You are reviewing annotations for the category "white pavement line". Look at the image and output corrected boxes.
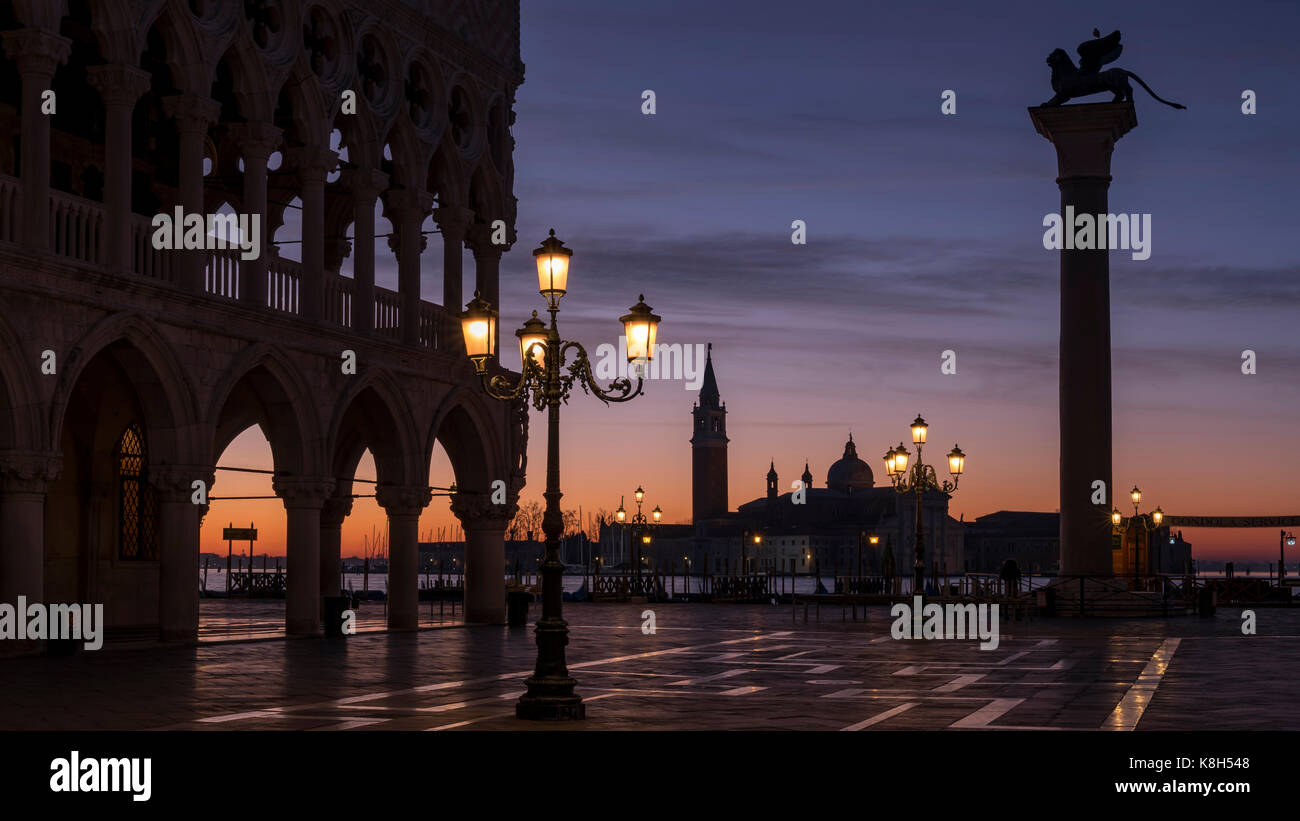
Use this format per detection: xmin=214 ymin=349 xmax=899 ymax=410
xmin=995 ymin=651 xmax=1030 ymax=666
xmin=719 ymin=686 xmax=767 ymax=696
xmin=841 ymin=703 xmax=916 ymax=731
xmin=189 ymin=631 xmax=790 ymax=726
xmin=933 ymin=674 xmax=985 ymax=693
xmin=416 ymin=692 xmax=525 ymax=712
xmin=718 ymin=631 xmax=793 ymax=645
xmin=705 ymin=652 xmax=745 ymax=662
xmin=949 ymin=698 xmax=1025 ymax=728
xmin=870 ymin=636 xmax=895 ymax=643
xmin=668 ymin=668 xmax=752 ymax=686
xmin=806 ymin=664 xmax=840 ymax=674
xmin=197 ymin=710 xmax=282 ymax=724
xmin=775 ymin=650 xmax=817 ymax=659
xmin=423 ymin=693 xmax=623 ymax=731
xmin=322 ymin=718 xmax=389 ymax=730
xmin=1101 ymin=638 xmax=1181 ymax=731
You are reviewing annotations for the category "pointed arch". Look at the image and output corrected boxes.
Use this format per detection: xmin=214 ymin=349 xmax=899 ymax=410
xmin=206 ymin=343 xmax=321 ymax=476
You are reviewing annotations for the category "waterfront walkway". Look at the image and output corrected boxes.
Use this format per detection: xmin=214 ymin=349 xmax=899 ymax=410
xmin=1 ymin=604 xmax=1295 ymax=730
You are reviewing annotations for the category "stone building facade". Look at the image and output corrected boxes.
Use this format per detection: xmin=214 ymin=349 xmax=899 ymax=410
xmin=0 ymin=0 xmax=527 ymax=651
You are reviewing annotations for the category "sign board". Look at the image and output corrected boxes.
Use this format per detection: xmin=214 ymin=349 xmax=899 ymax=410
xmin=1164 ymin=516 xmax=1300 ymax=528
xmin=223 ymin=527 xmax=258 ymax=541
xmin=1110 ymin=533 xmax=1122 ymax=551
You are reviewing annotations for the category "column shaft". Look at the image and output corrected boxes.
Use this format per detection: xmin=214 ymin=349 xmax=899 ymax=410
xmin=465 ymin=526 xmax=506 ymax=623
xmin=1 ymin=30 xmax=70 ymax=251
xmin=233 ymin=123 xmax=281 ymax=308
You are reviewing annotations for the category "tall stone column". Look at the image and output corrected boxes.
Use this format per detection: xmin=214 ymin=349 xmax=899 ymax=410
xmin=384 ymin=189 xmax=434 ymax=345
xmin=376 ymin=485 xmax=432 ymax=631
xmin=153 ymin=467 xmax=207 ymax=642
xmin=86 ymin=64 xmax=151 ymax=273
xmin=274 ymin=477 xmax=335 ymax=635
xmin=1029 ymin=102 xmax=1137 ymax=577
xmin=163 ymin=94 xmax=221 ymax=292
xmin=342 ymin=168 xmax=387 ymax=333
xmin=0 ymin=29 xmax=70 ymax=251
xmin=290 ymin=146 xmax=337 ymax=321
xmin=231 ymin=122 xmax=282 ymax=308
xmin=451 ymin=490 xmax=516 ymax=625
xmin=0 ymin=452 xmax=60 ymax=655
xmin=467 ymin=225 xmax=505 ymax=354
xmin=433 ymin=206 xmax=474 ymax=312
xmin=319 ymin=493 xmax=353 ymax=600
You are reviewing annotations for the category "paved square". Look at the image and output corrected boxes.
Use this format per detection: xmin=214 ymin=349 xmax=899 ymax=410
xmin=1 ymin=603 xmax=1296 ymax=731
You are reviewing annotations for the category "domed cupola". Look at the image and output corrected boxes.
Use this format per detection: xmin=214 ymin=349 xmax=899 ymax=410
xmin=826 ymin=434 xmax=873 ymax=493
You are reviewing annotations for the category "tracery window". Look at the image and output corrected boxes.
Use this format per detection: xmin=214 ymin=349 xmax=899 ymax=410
xmin=117 ymin=423 xmax=158 ymax=561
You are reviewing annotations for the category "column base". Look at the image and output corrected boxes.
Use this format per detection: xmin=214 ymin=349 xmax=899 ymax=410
xmin=515 ymin=678 xmax=586 ymax=721
xmin=1045 ymin=576 xmax=1183 ymax=617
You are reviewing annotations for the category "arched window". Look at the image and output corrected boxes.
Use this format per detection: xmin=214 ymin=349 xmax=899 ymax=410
xmin=117 ymin=423 xmax=158 ymax=561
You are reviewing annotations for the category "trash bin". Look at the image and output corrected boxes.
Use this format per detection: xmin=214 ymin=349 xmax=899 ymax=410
xmin=1037 ymin=587 xmax=1057 ymax=617
xmin=507 ymin=591 xmax=531 ymax=627
xmin=323 ymin=595 xmax=348 ymax=637
xmin=1197 ymin=587 xmax=1216 ymax=617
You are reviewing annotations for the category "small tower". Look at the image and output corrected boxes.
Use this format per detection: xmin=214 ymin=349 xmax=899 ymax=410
xmin=801 ymin=461 xmax=813 ymax=490
xmin=766 ymin=460 xmax=778 ymax=500
xmin=691 ymin=344 xmax=728 ymax=523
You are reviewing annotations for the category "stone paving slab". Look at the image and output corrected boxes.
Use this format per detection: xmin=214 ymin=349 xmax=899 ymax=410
xmin=0 ymin=604 xmax=1296 ymax=731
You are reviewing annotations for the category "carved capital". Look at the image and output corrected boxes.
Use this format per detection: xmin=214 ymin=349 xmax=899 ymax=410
xmin=375 ymin=484 xmax=432 ymax=517
xmin=86 ymin=64 xmax=151 ymax=107
xmin=288 ymin=145 xmax=338 ymax=182
xmin=229 ymin=121 xmax=283 ymax=161
xmin=0 ymin=29 xmax=71 ymax=77
xmin=272 ymin=477 xmax=337 ymax=510
xmin=321 ymin=494 xmax=355 ymax=528
xmin=0 ymin=450 xmax=62 ymax=494
xmin=341 ymin=168 xmax=389 ymax=203
xmin=466 ymin=222 xmax=509 ymax=256
xmin=383 ymin=188 xmax=435 ymax=221
xmin=449 ymin=489 xmax=518 ymax=531
xmin=163 ymin=94 xmax=222 ymax=134
xmin=148 ymin=465 xmax=213 ymax=504
xmin=432 ymin=206 xmax=475 ymax=240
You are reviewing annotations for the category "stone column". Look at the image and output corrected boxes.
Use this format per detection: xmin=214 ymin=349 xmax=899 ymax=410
xmin=0 ymin=452 xmax=60 ymax=655
xmin=289 ymin=146 xmax=337 ymax=321
xmin=433 ymin=206 xmax=474 ymax=312
xmin=0 ymin=29 xmax=71 ymax=251
xmin=163 ymin=94 xmax=221 ymax=292
xmin=467 ymin=225 xmax=504 ymax=353
xmin=152 ymin=467 xmax=207 ymax=642
xmin=451 ymin=490 xmax=516 ymax=625
xmin=376 ymin=485 xmax=431 ymax=631
xmin=342 ymin=168 xmax=387 ymax=333
xmin=230 ymin=122 xmax=282 ymax=308
xmin=274 ymin=477 xmax=335 ymax=635
xmin=383 ymin=189 xmax=434 ymax=345
xmin=319 ymin=493 xmax=353 ymax=600
xmin=86 ymin=64 xmax=151 ymax=273
xmin=1029 ymin=102 xmax=1137 ymax=577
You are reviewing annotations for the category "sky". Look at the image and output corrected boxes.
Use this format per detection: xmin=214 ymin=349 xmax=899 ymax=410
xmin=203 ymin=0 xmax=1300 ymax=564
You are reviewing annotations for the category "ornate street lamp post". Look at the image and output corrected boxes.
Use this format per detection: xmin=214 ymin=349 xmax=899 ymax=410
xmin=883 ymin=415 xmax=965 ymax=595
xmin=616 ymin=486 xmax=661 ymax=578
xmin=1111 ymin=485 xmax=1163 ymax=582
xmin=461 ymin=228 xmax=661 ymax=721
xmin=1280 ymin=530 xmax=1296 ymax=583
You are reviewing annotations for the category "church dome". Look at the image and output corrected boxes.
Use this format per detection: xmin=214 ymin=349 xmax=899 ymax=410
xmin=826 ymin=435 xmax=873 ymax=493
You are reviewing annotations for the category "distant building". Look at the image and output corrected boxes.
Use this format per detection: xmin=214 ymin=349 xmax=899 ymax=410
xmin=601 ymin=348 xmax=960 ymax=576
xmin=962 ymin=511 xmax=1193 ymax=575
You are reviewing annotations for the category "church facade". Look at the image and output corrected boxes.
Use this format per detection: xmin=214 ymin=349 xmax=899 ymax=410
xmin=637 ymin=348 xmax=964 ymax=578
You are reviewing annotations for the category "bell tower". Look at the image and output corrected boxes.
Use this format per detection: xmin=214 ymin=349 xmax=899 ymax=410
xmin=691 ymin=344 xmax=728 ymax=523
